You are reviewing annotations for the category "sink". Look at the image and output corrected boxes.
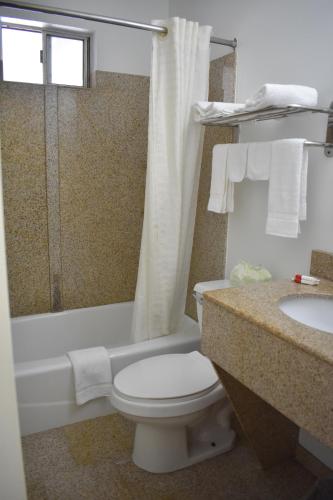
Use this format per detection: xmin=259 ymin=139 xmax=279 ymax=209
xmin=279 ymin=295 xmax=333 ymax=334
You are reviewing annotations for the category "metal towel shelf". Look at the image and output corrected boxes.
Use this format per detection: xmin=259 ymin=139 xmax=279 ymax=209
xmin=198 ymin=104 xmax=333 ymax=157
xmin=199 ymin=104 xmax=331 ymax=126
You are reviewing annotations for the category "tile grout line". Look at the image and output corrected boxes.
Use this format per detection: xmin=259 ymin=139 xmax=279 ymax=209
xmin=45 ymin=86 xmax=63 ymax=312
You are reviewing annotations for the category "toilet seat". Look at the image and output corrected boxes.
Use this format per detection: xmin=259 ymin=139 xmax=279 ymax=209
xmin=111 ymin=352 xmax=225 ymax=418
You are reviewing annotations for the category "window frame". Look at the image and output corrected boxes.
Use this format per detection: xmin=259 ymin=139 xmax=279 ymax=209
xmin=0 ymin=21 xmax=90 ymax=87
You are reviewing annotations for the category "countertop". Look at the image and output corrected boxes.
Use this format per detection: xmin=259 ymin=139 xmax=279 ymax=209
xmin=204 ymin=279 xmax=333 ymax=366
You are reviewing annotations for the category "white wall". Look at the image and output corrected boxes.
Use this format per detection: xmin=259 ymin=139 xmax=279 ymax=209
xmin=170 ymin=0 xmax=333 ymax=279
xmin=0 ymin=0 xmax=170 ymax=75
xmin=0 ymin=149 xmax=27 ymax=499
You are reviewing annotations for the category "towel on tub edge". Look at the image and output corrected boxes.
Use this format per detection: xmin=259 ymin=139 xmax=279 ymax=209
xmin=67 ymin=346 xmax=112 ymax=405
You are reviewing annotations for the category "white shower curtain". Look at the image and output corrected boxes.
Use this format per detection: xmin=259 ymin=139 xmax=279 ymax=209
xmin=131 ymin=17 xmax=212 ymax=342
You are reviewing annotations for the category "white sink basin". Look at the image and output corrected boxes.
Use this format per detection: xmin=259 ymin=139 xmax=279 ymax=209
xmin=279 ymin=295 xmax=333 ymax=334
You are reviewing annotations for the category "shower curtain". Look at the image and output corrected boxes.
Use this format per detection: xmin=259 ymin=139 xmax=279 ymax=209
xmin=132 ymin=17 xmax=212 ymax=342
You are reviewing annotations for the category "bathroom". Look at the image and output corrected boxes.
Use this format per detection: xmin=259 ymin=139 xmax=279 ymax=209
xmin=0 ymin=0 xmax=332 ymax=498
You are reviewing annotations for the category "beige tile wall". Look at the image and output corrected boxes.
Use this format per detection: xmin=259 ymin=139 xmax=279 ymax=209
xmin=0 ymin=55 xmax=234 ymax=317
xmin=58 ymin=73 xmax=149 ymax=309
xmin=186 ymin=54 xmax=235 ymax=319
xmin=0 ymin=83 xmax=51 ymax=316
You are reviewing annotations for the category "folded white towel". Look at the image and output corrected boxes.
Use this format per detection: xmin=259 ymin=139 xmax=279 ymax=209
xmin=67 ymin=347 xmax=112 ymax=405
xmin=208 ymin=144 xmax=234 ymax=213
xmin=227 ymin=143 xmax=248 ymax=182
xmin=266 ymin=139 xmax=308 ymax=238
xmin=246 ymin=142 xmax=272 ymax=180
xmin=193 ymin=101 xmax=245 ymax=121
xmin=244 ymin=84 xmax=318 ymax=111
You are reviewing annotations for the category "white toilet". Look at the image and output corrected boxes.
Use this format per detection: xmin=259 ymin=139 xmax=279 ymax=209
xmin=110 ymin=280 xmax=235 ymax=473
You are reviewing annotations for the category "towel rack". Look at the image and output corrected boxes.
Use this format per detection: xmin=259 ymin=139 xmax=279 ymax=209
xmin=198 ymin=104 xmax=331 ymax=126
xmin=199 ymin=104 xmax=333 ymax=158
xmin=305 ymin=141 xmax=333 ymax=156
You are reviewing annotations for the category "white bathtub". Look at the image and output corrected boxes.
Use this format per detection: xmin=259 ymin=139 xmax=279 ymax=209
xmin=12 ymin=302 xmax=200 ymax=436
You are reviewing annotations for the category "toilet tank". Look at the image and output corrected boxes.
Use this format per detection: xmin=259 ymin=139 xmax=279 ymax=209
xmin=193 ymin=280 xmax=231 ymax=332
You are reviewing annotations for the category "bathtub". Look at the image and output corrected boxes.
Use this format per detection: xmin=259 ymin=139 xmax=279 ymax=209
xmin=12 ymin=302 xmax=200 ymax=436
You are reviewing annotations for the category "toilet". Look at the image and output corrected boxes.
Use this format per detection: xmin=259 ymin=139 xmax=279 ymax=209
xmin=110 ymin=280 xmax=235 ymax=473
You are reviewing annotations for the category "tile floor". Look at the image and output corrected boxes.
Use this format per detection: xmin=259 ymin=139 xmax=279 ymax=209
xmin=22 ymin=414 xmax=316 ymax=500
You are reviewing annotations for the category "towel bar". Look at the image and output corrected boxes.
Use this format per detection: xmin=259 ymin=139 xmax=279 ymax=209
xmin=199 ymin=103 xmax=333 ymax=158
xmin=305 ymin=141 xmax=333 ymax=157
xmin=199 ymin=104 xmax=331 ymax=126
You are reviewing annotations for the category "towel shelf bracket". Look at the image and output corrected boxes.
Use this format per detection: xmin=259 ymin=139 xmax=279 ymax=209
xmin=305 ymin=141 xmax=333 ymax=156
xmin=199 ymin=103 xmax=333 ymax=158
xmin=324 ymin=101 xmax=333 ymax=157
xmin=324 ymin=145 xmax=333 ymax=158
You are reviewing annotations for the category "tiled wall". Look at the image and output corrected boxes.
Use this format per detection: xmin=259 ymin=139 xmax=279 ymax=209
xmin=58 ymin=73 xmax=148 ymax=310
xmin=0 ymin=72 xmax=148 ymax=316
xmin=0 ymin=55 xmax=234 ymax=318
xmin=186 ymin=54 xmax=235 ymax=319
xmin=0 ymin=83 xmax=51 ymax=316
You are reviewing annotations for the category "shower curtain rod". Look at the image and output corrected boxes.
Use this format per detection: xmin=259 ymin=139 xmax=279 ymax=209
xmin=0 ymin=1 xmax=237 ymax=48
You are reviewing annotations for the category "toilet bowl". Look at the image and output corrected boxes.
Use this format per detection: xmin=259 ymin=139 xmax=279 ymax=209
xmin=111 ymin=279 xmax=234 ymax=473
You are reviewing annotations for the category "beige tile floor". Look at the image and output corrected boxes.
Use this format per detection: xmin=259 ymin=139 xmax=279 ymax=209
xmin=22 ymin=414 xmax=316 ymax=500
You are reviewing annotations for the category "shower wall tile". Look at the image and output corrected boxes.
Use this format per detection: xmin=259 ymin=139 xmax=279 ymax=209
xmin=94 ymin=71 xmax=149 ymax=94
xmin=1 ymin=58 xmax=234 ymax=317
xmin=186 ymin=55 xmax=235 ymax=319
xmin=208 ymin=52 xmax=236 ymax=103
xmin=58 ymin=72 xmax=149 ymax=309
xmin=45 ymin=86 xmax=63 ymax=312
xmin=0 ymin=83 xmax=51 ymax=316
xmin=221 ymin=52 xmax=237 ymax=103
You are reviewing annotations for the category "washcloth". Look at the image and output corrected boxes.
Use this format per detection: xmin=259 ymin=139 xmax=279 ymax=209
xmin=244 ymin=84 xmax=318 ymax=111
xmin=266 ymin=139 xmax=308 ymax=238
xmin=208 ymin=144 xmax=234 ymax=213
xmin=67 ymin=346 xmax=112 ymax=405
xmin=246 ymin=142 xmax=272 ymax=180
xmin=193 ymin=101 xmax=245 ymax=121
xmin=227 ymin=143 xmax=248 ymax=182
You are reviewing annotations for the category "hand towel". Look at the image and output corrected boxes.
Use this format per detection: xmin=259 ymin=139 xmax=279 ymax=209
xmin=266 ymin=139 xmax=308 ymax=238
xmin=299 ymin=148 xmax=309 ymax=222
xmin=246 ymin=142 xmax=272 ymax=180
xmin=193 ymin=101 xmax=245 ymax=121
xmin=227 ymin=143 xmax=248 ymax=182
xmin=67 ymin=346 xmax=112 ymax=405
xmin=208 ymin=144 xmax=234 ymax=213
xmin=244 ymin=84 xmax=318 ymax=111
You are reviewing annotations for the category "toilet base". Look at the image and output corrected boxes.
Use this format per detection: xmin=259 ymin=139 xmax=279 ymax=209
xmin=188 ymin=427 xmax=235 ymax=467
xmin=132 ymin=403 xmax=236 ymax=473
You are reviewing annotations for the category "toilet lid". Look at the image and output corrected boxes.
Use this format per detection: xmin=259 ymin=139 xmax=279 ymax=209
xmin=113 ymin=351 xmax=219 ymax=400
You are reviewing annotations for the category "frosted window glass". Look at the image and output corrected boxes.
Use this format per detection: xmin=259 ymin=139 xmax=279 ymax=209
xmin=2 ymin=28 xmax=43 ymax=84
xmin=50 ymin=36 xmax=84 ymax=86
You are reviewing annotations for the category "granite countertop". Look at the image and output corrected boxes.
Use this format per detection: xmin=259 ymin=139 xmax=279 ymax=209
xmin=204 ymin=279 xmax=333 ymax=366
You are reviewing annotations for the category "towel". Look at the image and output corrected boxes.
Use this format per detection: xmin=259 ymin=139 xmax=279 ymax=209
xmin=299 ymin=148 xmax=309 ymax=222
xmin=246 ymin=142 xmax=272 ymax=180
xmin=244 ymin=84 xmax=318 ymax=111
xmin=193 ymin=101 xmax=245 ymax=121
xmin=266 ymin=139 xmax=308 ymax=238
xmin=227 ymin=143 xmax=248 ymax=182
xmin=67 ymin=346 xmax=112 ymax=405
xmin=208 ymin=144 xmax=234 ymax=213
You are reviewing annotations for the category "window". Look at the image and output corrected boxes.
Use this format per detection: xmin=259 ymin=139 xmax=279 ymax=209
xmin=49 ymin=36 xmax=84 ymax=86
xmin=0 ymin=21 xmax=90 ymax=86
xmin=2 ymin=27 xmax=43 ymax=84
